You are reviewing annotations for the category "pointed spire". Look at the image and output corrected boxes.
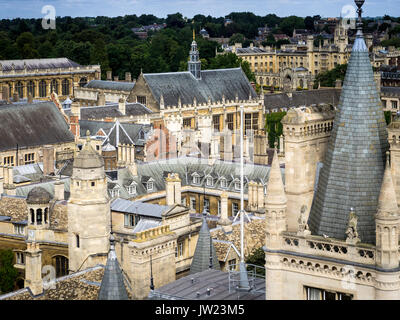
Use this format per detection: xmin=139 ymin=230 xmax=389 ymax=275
xmin=377 ymin=153 xmax=399 ymax=217
xmin=189 ymin=212 xmax=220 ymax=275
xmin=193 ymin=28 xmax=195 ymax=41
xmin=98 ymin=234 xmax=129 ymax=300
xmin=266 ymin=148 xmax=286 ymax=205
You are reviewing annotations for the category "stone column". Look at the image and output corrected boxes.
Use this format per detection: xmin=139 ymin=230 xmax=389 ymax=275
xmin=24 ymin=242 xmax=43 ymax=296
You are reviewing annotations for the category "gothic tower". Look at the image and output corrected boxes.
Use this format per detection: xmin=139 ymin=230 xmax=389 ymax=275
xmin=188 ymin=29 xmax=201 ymax=80
xmin=68 ymin=136 xmax=111 ymax=272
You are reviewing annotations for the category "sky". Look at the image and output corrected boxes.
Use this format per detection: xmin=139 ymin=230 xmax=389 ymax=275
xmin=0 ymin=0 xmax=399 ymax=20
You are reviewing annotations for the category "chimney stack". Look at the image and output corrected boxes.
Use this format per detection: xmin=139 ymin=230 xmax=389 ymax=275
xmin=125 ymin=72 xmax=132 ymax=82
xmin=119 ymin=98 xmax=126 ymax=115
xmin=54 ymin=181 xmax=65 ymax=201
xmin=97 ymin=92 xmax=106 ymax=106
xmin=42 ymin=145 xmax=55 ymax=176
xmin=107 ymin=70 xmax=112 ymax=81
xmin=114 ymin=76 xmax=119 ymax=82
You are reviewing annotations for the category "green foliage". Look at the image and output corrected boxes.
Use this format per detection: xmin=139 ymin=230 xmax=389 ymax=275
xmin=384 ymin=111 xmax=392 ymax=125
xmin=313 ymin=64 xmax=348 ymax=89
xmin=265 ymin=112 xmax=287 ymax=148
xmin=279 ymin=16 xmax=306 ymax=36
xmin=245 ymin=247 xmax=265 ymax=276
xmin=0 ymin=249 xmax=18 ymax=294
xmin=229 ymin=33 xmax=245 ymax=45
xmin=208 ymin=52 xmax=255 ymax=83
xmin=381 ymin=37 xmax=400 ymax=48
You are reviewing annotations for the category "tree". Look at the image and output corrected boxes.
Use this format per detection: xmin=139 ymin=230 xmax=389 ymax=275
xmin=279 ymin=16 xmax=305 ymax=36
xmin=208 ymin=52 xmax=255 ymax=82
xmin=0 ymin=249 xmax=18 ymax=294
xmin=314 ymin=64 xmax=348 ymax=88
xmin=229 ymin=33 xmax=245 ymax=45
xmin=245 ymin=247 xmax=265 ymax=276
xmin=265 ymin=112 xmax=286 ymax=148
xmin=304 ymin=16 xmax=315 ymax=31
xmin=166 ymin=13 xmax=186 ymax=29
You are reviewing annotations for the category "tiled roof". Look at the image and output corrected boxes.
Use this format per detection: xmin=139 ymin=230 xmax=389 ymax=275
xmin=79 ymin=103 xmax=152 ymax=120
xmin=0 ymin=58 xmax=81 ymax=71
xmin=85 ymin=80 xmax=135 ymax=92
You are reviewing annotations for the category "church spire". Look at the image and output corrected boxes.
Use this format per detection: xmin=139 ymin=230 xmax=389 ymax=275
xmin=188 ymin=28 xmax=201 ymax=80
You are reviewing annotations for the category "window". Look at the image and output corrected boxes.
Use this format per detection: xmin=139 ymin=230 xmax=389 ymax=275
xmin=147 ymin=181 xmax=154 ymax=192
xmin=181 ymin=198 xmax=187 ymax=206
xmin=227 ymin=113 xmax=234 ymax=130
xmin=91 ymin=182 xmax=96 ymax=187
xmin=111 ymin=188 xmax=120 ymax=198
xmin=392 ymin=100 xmax=398 ymax=109
xmin=245 ymin=113 xmax=252 ymax=131
xmin=137 ymin=96 xmax=147 ymax=105
xmin=3 ymin=156 xmax=14 ymax=166
xmin=36 ymin=209 xmax=42 ymax=225
xmin=217 ymin=200 xmax=221 ymax=216
xmin=126 ymin=185 xmax=137 ymax=195
xmin=206 ymin=177 xmax=213 ymax=187
xmin=24 ymin=153 xmax=35 ymax=164
xmin=228 ymin=259 xmax=236 ymax=271
xmin=76 ymin=234 xmax=80 ymax=248
xmin=204 ymin=198 xmax=210 ymax=213
xmin=234 ymin=181 xmax=241 ymax=191
xmin=62 ymin=79 xmax=70 ymax=96
xmin=50 ymin=79 xmax=58 ymax=94
xmin=183 ymin=118 xmax=192 ymax=129
xmin=79 ymin=77 xmax=88 ymax=87
xmin=27 ymin=81 xmax=35 ymax=97
xmin=39 ymin=80 xmax=47 ymax=97
xmin=232 ymin=203 xmax=239 ymax=216
xmin=190 ymin=197 xmax=196 ymax=210
xmin=213 ymin=115 xmax=220 ymax=131
xmin=305 ymin=286 xmax=353 ymax=300
xmin=14 ymin=225 xmax=24 ymax=235
xmin=124 ymin=214 xmax=141 ymax=227
xmin=16 ymin=252 xmax=25 ymax=265
xmin=54 ymin=256 xmax=69 ymax=277
xmin=220 ymin=179 xmax=227 ymax=188
xmin=177 ymin=241 xmax=184 ymax=257
xmin=192 ymin=175 xmax=200 ymax=185
xmin=15 ymin=81 xmax=23 ymax=98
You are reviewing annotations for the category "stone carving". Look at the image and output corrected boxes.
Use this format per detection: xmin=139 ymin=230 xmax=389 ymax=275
xmin=297 ymin=205 xmax=311 ymax=236
xmin=346 ymin=208 xmax=360 ymax=244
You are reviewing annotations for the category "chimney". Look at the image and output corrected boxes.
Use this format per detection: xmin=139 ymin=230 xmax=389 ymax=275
xmin=119 ymin=98 xmax=126 ymax=115
xmin=42 ymin=145 xmax=55 ymax=176
xmin=125 ymin=72 xmax=132 ymax=82
xmin=114 ymin=76 xmax=119 ymax=82
xmin=107 ymin=70 xmax=112 ymax=81
xmin=24 ymin=242 xmax=43 ymax=296
xmin=218 ymin=191 xmax=232 ymax=231
xmin=335 ymin=79 xmax=342 ymax=88
xmin=97 ymin=92 xmax=106 ymax=106
xmin=54 ymin=181 xmax=65 ymax=201
xmin=165 ymin=173 xmax=181 ymax=206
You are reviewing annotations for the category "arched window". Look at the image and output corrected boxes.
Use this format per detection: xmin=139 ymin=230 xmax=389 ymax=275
xmin=39 ymin=80 xmax=47 ymax=97
xmin=53 ymin=256 xmax=69 ymax=277
xmin=62 ymin=79 xmax=70 ymax=96
xmin=27 ymin=81 xmax=35 ymax=97
xmin=50 ymin=79 xmax=58 ymax=95
xmin=15 ymin=81 xmax=23 ymax=98
xmin=76 ymin=234 xmax=80 ymax=248
xmin=30 ymin=208 xmax=35 ymax=224
xmin=36 ymin=209 xmax=42 ymax=225
xmin=79 ymin=77 xmax=87 ymax=87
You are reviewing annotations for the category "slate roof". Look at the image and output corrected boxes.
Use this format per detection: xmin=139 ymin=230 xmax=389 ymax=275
xmin=149 ymin=269 xmax=265 ymax=300
xmin=0 ymin=58 xmax=81 ymax=71
xmin=381 ymin=86 xmax=400 ymax=97
xmin=190 ymin=212 xmax=220 ymax=274
xmin=264 ymin=89 xmax=342 ymax=110
xmin=308 ymin=32 xmax=388 ymax=244
xmin=79 ymin=103 xmax=152 ymax=120
xmin=0 ymin=102 xmax=75 ymax=152
xmin=143 ymin=68 xmax=256 ymax=107
xmin=85 ymin=80 xmax=135 ymax=92
xmin=111 ymin=198 xmax=170 ymax=219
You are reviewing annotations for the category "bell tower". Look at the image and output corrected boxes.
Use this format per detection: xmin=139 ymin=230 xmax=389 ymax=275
xmin=188 ymin=29 xmax=201 ymax=80
xmin=68 ymin=136 xmax=111 ymax=272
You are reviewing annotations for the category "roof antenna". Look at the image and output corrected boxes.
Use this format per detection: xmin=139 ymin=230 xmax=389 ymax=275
xmin=150 ymin=254 xmax=155 ymax=291
xmin=209 ymin=233 xmax=213 ymax=269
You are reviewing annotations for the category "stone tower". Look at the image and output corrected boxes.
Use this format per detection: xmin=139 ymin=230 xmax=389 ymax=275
xmin=188 ymin=29 xmax=201 ymax=80
xmin=68 ymin=137 xmax=111 ymax=272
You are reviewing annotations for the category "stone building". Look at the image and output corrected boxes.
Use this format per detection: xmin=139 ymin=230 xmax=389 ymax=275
xmin=0 ymin=58 xmax=100 ymax=101
xmin=264 ymin=0 xmax=400 ymax=300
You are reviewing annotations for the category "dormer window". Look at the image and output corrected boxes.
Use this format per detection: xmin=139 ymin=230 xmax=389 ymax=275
xmin=147 ymin=181 xmax=154 ymax=192
xmin=126 ymin=185 xmax=137 ymax=195
xmin=110 ymin=187 xmax=120 ymax=198
xmin=206 ymin=177 xmax=213 ymax=187
xmin=220 ymin=178 xmax=227 ymax=188
xmin=234 ymin=181 xmax=241 ymax=191
xmin=192 ymin=173 xmax=200 ymax=185
xmin=140 ymin=131 xmax=145 ymax=140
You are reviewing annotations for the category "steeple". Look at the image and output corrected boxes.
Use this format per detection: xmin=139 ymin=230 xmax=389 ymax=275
xmin=98 ymin=234 xmax=129 ymax=300
xmin=189 ymin=210 xmax=220 ymax=274
xmin=377 ymin=154 xmax=399 ymax=217
xmin=308 ymin=0 xmax=388 ymax=244
xmin=188 ymin=28 xmax=201 ymax=80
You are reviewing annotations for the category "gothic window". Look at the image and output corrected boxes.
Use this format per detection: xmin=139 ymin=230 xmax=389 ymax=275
xmin=15 ymin=81 xmax=23 ymax=98
xmin=54 ymin=256 xmax=69 ymax=277
xmin=62 ymin=79 xmax=70 ymax=96
xmin=50 ymin=79 xmax=58 ymax=94
xmin=27 ymin=81 xmax=35 ymax=97
xmin=39 ymin=80 xmax=47 ymax=97
xmin=79 ymin=77 xmax=88 ymax=87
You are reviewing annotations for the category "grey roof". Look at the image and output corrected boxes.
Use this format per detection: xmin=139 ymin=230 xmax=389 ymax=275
xmin=98 ymin=237 xmax=129 ymax=300
xmin=0 ymin=216 xmax=11 ymax=222
xmin=381 ymin=86 xmax=400 ymax=97
xmin=85 ymin=80 xmax=135 ymax=92
xmin=111 ymin=198 xmax=169 ymax=219
xmin=143 ymin=68 xmax=256 ymax=107
xmin=0 ymin=102 xmax=75 ymax=152
xmin=150 ymin=269 xmax=265 ymax=300
xmin=0 ymin=58 xmax=81 ymax=71
xmin=26 ymin=186 xmax=52 ymax=204
xmin=308 ymin=33 xmax=388 ymax=244
xmin=264 ymin=89 xmax=342 ymax=110
xmin=236 ymin=47 xmax=267 ymax=54
xmin=132 ymin=218 xmax=162 ymax=233
xmin=190 ymin=213 xmax=220 ymax=274
xmin=79 ymin=103 xmax=152 ymax=120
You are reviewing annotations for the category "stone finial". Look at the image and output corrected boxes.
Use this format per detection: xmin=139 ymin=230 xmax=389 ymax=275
xmin=265 ymin=149 xmax=286 ymax=205
xmin=297 ymin=205 xmax=311 ymax=236
xmin=377 ymin=153 xmax=399 ymax=217
xmin=345 ymin=208 xmax=360 ymax=244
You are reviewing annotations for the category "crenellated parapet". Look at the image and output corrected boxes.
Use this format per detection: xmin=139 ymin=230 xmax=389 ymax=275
xmin=133 ymin=225 xmax=172 ymax=243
